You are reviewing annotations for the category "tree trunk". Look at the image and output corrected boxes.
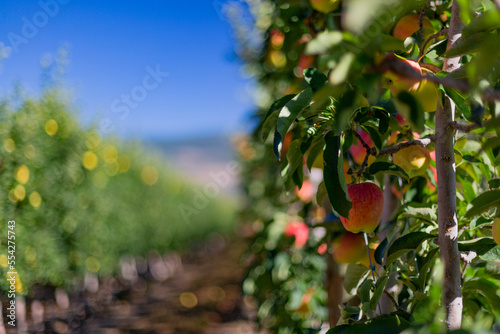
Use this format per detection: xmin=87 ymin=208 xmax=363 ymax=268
xmin=326 ymin=256 xmax=343 ymax=327
xmin=436 ymin=0 xmax=463 ymax=329
xmin=378 ymin=176 xmax=399 ymax=314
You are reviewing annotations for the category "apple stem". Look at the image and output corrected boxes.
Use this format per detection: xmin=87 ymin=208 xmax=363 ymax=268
xmin=363 ymin=232 xmax=375 ymax=278
xmin=398 ymin=177 xmax=420 ymax=276
xmin=363 ymin=232 xmax=381 ymax=314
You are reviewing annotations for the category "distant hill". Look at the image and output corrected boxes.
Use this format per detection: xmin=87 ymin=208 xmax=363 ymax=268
xmin=145 ymin=135 xmax=241 ymax=194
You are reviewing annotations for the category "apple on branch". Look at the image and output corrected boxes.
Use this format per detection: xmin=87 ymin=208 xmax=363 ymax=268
xmin=339 ymin=182 xmax=384 ymax=234
xmin=284 ymin=221 xmax=309 ymax=248
xmin=393 ymin=145 xmax=431 ymax=178
xmin=349 ymin=130 xmax=376 ymax=166
xmin=382 ymin=53 xmax=422 ymax=95
xmin=392 ymin=14 xmax=433 ymax=41
xmin=332 ymin=232 xmax=366 ymax=263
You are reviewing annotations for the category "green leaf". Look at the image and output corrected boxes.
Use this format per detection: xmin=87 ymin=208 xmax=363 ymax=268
xmin=374 ymin=108 xmax=389 ymax=134
xmin=274 ymin=88 xmax=313 ymax=158
xmin=462 ymin=10 xmax=500 ymax=38
xmin=327 ymin=313 xmax=411 ymax=334
xmin=342 ymin=129 xmax=354 ymax=153
xmin=307 ymin=138 xmax=325 ymax=170
xmin=344 ymin=264 xmax=369 ymax=294
xmin=376 ymin=34 xmax=406 ymax=52
xmin=368 ymin=162 xmax=410 ymax=182
xmin=286 ymin=140 xmax=304 ymax=178
xmin=400 ymin=206 xmax=437 ymax=223
xmin=489 ymin=178 xmax=500 ymax=189
xmin=305 ymin=31 xmax=344 ymax=55
xmin=324 ymin=132 xmax=352 ymax=218
xmin=469 ymin=216 xmax=491 ymax=231
xmin=464 ymin=190 xmax=500 ymax=218
xmin=260 ymin=94 xmax=296 ymax=140
xmin=329 ymin=53 xmax=356 ymax=86
xmin=444 ymin=87 xmax=470 ymax=119
xmin=362 ymin=125 xmax=382 ymax=152
xmin=462 ymin=154 xmax=483 ymax=163
xmin=304 ymin=68 xmax=328 ymax=92
xmin=463 ymin=278 xmax=500 ymax=311
xmin=480 ymin=246 xmax=500 ymax=262
xmin=458 ymin=237 xmax=497 ymax=256
xmin=443 ymin=31 xmax=492 ymax=57
xmin=386 ymin=232 xmax=436 ymax=266
xmin=374 ymin=238 xmax=388 ymax=265
xmin=370 ymin=275 xmax=389 ymax=311
xmin=415 ymin=248 xmax=439 ymax=291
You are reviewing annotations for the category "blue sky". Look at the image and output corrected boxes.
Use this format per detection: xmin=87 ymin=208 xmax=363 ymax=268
xmin=0 ymin=0 xmax=255 ymax=140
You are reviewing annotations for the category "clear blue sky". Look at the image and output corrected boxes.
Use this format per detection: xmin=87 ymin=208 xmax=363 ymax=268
xmin=0 ymin=0 xmax=254 ymax=140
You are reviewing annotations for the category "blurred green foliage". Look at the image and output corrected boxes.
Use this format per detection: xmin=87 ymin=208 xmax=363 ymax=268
xmin=0 ymin=90 xmax=236 ymax=293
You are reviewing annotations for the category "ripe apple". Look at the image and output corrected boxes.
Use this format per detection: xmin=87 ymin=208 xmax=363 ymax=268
xmin=493 ymin=218 xmax=500 ymax=246
xmin=310 ymin=0 xmax=340 ymax=13
xmin=332 ymin=232 xmax=366 ymax=263
xmin=393 ymin=145 xmax=431 ymax=178
xmin=382 ymin=54 xmax=422 ymax=95
xmin=339 ymin=182 xmax=385 ymax=233
xmin=413 ymin=80 xmax=439 ymax=112
xmin=296 ymin=180 xmax=315 ymax=203
xmin=392 ymin=14 xmax=433 ymax=41
xmin=295 ymin=54 xmax=316 ymax=77
xmin=284 ymin=222 xmax=309 ymax=248
xmin=349 ymin=130 xmax=375 ymax=165
xmin=270 ymin=29 xmax=285 ymax=49
xmin=317 ymin=243 xmax=328 ymax=255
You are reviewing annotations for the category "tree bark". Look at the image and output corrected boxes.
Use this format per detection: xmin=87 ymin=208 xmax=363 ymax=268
xmin=378 ymin=176 xmax=399 ymax=314
xmin=435 ymin=0 xmax=463 ymax=330
xmin=326 ymin=256 xmax=343 ymax=327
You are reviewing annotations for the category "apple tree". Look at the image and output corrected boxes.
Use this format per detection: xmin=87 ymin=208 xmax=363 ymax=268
xmin=231 ymin=0 xmax=500 ymax=332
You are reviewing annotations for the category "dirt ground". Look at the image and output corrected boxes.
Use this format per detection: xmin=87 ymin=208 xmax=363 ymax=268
xmin=4 ymin=236 xmax=262 ymax=334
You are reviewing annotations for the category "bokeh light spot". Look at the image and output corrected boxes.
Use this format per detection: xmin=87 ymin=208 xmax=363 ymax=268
xmin=141 ymin=165 xmax=159 ymax=185
xmin=82 ymin=151 xmax=98 ymax=170
xmin=45 ymin=119 xmax=58 ymax=136
xmin=179 ymin=292 xmax=198 ymax=308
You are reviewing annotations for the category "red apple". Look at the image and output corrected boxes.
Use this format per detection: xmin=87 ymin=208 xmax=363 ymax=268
xmin=349 ymin=130 xmax=373 ymax=165
xmin=270 ymin=29 xmax=285 ymax=49
xmin=392 ymin=14 xmax=433 ymax=41
xmin=296 ymin=180 xmax=316 ymax=203
xmin=317 ymin=243 xmax=328 ymax=255
xmin=383 ymin=54 xmax=422 ymax=95
xmin=332 ymin=232 xmax=366 ymax=263
xmin=284 ymin=222 xmax=309 ymax=248
xmin=339 ymin=182 xmax=384 ymax=233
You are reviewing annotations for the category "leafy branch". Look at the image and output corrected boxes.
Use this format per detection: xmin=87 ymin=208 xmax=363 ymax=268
xmin=355 ymin=137 xmax=435 ymax=177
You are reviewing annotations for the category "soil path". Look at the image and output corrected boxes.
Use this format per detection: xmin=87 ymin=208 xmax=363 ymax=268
xmin=5 ymin=236 xmax=261 ymax=334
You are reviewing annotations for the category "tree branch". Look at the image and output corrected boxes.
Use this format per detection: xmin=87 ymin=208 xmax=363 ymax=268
xmin=355 ymin=137 xmax=435 ymax=178
xmin=378 ymin=137 xmax=434 ymax=156
xmin=353 ymin=130 xmax=371 ymax=150
xmin=449 ymin=121 xmax=481 ymax=133
xmin=383 ymin=289 xmax=404 ymax=313
xmin=436 ymin=0 xmax=463 ymax=330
